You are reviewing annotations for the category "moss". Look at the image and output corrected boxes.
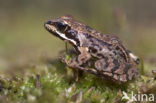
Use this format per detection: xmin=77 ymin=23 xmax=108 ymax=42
xmin=0 ymin=59 xmax=155 ymax=103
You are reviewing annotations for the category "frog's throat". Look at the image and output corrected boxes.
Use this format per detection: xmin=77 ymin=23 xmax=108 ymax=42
xmin=55 ymin=30 xmax=77 ymax=45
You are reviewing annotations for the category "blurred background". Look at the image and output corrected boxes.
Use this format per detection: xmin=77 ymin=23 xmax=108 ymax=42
xmin=0 ymin=0 xmax=156 ymax=73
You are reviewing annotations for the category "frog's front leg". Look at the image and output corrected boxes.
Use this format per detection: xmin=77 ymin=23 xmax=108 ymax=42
xmin=62 ymin=47 xmax=91 ymax=68
xmin=62 ymin=55 xmax=99 ymax=76
xmin=61 ymin=47 xmax=91 ymax=81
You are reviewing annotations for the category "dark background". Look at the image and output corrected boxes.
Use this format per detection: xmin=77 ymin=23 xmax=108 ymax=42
xmin=0 ymin=0 xmax=156 ymax=72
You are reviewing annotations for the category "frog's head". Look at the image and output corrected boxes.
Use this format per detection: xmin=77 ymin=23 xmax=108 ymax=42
xmin=44 ymin=15 xmax=79 ymax=46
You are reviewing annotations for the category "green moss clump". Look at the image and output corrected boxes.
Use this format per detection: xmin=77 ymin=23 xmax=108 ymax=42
xmin=0 ymin=59 xmax=155 ymax=103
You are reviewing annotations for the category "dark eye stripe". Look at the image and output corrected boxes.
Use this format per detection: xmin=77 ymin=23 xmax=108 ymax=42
xmin=56 ymin=22 xmax=68 ymax=32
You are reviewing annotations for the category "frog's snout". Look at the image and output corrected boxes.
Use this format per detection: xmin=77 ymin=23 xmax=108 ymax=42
xmin=44 ymin=20 xmax=53 ymax=31
xmin=45 ymin=20 xmax=52 ymax=25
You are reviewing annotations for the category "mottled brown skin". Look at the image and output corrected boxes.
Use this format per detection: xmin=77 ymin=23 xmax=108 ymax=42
xmin=44 ymin=15 xmax=139 ymax=84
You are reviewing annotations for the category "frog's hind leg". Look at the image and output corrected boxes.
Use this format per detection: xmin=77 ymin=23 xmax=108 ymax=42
xmin=61 ymin=56 xmax=99 ymax=79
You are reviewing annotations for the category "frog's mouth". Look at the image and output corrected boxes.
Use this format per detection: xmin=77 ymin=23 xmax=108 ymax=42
xmin=44 ymin=22 xmax=77 ymax=45
xmin=44 ymin=23 xmax=58 ymax=35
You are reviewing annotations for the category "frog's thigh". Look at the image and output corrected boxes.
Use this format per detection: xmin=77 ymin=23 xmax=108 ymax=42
xmin=95 ymin=57 xmax=126 ymax=74
xmin=95 ymin=58 xmax=112 ymax=72
xmin=64 ymin=59 xmax=98 ymax=75
xmin=113 ymin=73 xmax=127 ymax=82
xmin=77 ymin=66 xmax=98 ymax=75
xmin=111 ymin=66 xmax=138 ymax=82
xmin=126 ymin=66 xmax=138 ymax=80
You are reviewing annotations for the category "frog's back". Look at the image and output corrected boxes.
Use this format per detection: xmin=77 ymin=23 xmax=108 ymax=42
xmin=60 ymin=15 xmax=122 ymax=44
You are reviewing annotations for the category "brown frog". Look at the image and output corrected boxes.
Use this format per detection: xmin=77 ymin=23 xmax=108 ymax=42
xmin=44 ymin=15 xmax=139 ymax=84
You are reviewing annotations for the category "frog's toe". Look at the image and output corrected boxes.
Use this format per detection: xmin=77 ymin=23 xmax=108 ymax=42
xmin=59 ymin=56 xmax=66 ymax=63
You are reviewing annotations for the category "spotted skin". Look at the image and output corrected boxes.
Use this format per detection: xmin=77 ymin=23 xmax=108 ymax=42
xmin=44 ymin=15 xmax=139 ymax=84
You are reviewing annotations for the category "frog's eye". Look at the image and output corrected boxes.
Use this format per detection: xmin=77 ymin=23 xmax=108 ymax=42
xmin=56 ymin=22 xmax=70 ymax=32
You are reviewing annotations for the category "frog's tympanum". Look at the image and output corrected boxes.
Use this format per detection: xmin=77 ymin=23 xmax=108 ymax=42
xmin=44 ymin=15 xmax=139 ymax=84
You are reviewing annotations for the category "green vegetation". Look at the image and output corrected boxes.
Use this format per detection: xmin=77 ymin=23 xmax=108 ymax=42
xmin=0 ymin=57 xmax=155 ymax=103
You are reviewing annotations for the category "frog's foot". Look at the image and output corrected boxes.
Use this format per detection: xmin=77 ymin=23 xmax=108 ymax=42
xmin=60 ymin=56 xmax=78 ymax=68
xmin=78 ymin=67 xmax=98 ymax=75
xmin=61 ymin=56 xmax=84 ymax=82
xmin=60 ymin=55 xmax=66 ymax=63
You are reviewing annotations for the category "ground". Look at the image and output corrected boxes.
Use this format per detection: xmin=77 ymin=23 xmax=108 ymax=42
xmin=0 ymin=53 xmax=155 ymax=103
